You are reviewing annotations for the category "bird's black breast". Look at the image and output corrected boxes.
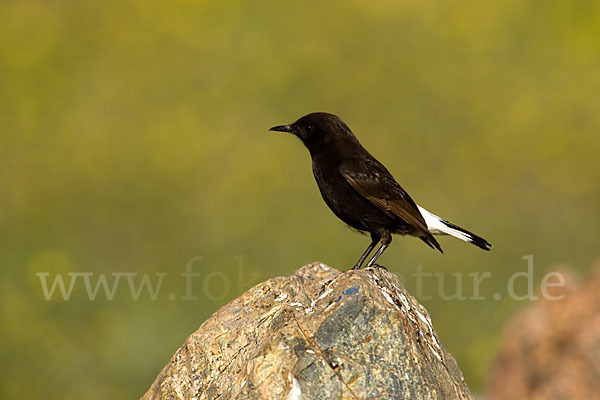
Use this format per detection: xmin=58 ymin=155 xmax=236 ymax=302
xmin=311 ymin=155 xmax=398 ymax=233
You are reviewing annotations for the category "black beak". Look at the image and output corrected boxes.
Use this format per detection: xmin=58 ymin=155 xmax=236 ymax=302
xmin=269 ymin=124 xmax=293 ymax=133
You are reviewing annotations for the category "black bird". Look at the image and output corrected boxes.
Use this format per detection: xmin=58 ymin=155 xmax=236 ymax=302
xmin=270 ymin=112 xmax=492 ymax=269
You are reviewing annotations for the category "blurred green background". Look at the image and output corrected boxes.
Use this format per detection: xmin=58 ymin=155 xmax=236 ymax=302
xmin=2 ymin=0 xmax=599 ymax=398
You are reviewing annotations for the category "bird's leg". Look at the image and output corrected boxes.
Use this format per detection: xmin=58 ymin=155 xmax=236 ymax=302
xmin=352 ymin=233 xmax=380 ymax=270
xmin=366 ymin=245 xmax=389 ymax=268
xmin=366 ymin=231 xmax=391 ymax=268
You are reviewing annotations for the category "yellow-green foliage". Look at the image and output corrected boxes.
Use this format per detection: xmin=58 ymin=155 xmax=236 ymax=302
xmin=1 ymin=0 xmax=599 ymax=398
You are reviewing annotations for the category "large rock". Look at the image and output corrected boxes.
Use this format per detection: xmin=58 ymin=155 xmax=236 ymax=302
xmin=486 ymin=261 xmax=600 ymax=400
xmin=142 ymin=262 xmax=473 ymax=400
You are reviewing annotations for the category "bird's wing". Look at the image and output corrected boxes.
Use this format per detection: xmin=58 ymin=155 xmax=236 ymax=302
xmin=339 ymin=157 xmax=441 ymax=251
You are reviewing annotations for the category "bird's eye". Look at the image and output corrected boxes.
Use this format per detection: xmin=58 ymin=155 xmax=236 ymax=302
xmin=306 ymin=125 xmax=314 ymax=132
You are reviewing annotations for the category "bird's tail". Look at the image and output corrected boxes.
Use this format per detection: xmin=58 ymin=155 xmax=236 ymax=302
xmin=417 ymin=206 xmax=492 ymax=251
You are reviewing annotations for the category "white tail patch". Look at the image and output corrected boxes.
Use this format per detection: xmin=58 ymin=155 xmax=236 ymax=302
xmin=417 ymin=206 xmax=492 ymax=250
xmin=417 ymin=206 xmax=472 ymax=242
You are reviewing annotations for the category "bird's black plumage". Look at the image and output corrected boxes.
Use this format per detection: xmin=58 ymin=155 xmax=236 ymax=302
xmin=270 ymin=112 xmax=491 ymax=269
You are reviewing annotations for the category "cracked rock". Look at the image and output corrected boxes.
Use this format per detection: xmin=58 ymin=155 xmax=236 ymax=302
xmin=141 ymin=262 xmax=473 ymax=400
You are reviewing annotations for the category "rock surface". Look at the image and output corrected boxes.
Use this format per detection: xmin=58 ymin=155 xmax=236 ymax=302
xmin=142 ymin=262 xmax=473 ymax=400
xmin=486 ymin=261 xmax=600 ymax=400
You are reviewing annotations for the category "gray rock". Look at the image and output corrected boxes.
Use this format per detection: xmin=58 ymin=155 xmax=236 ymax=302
xmin=142 ymin=262 xmax=473 ymax=400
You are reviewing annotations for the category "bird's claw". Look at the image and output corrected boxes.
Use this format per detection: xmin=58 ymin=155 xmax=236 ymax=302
xmin=371 ymin=263 xmax=388 ymax=271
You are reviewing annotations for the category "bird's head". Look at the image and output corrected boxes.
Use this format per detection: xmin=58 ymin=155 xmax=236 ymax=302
xmin=269 ymin=112 xmax=359 ymax=154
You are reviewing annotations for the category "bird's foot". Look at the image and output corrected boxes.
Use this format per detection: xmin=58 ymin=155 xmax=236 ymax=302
xmin=370 ymin=263 xmax=388 ymax=271
xmin=351 ymin=264 xmax=362 ymax=270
